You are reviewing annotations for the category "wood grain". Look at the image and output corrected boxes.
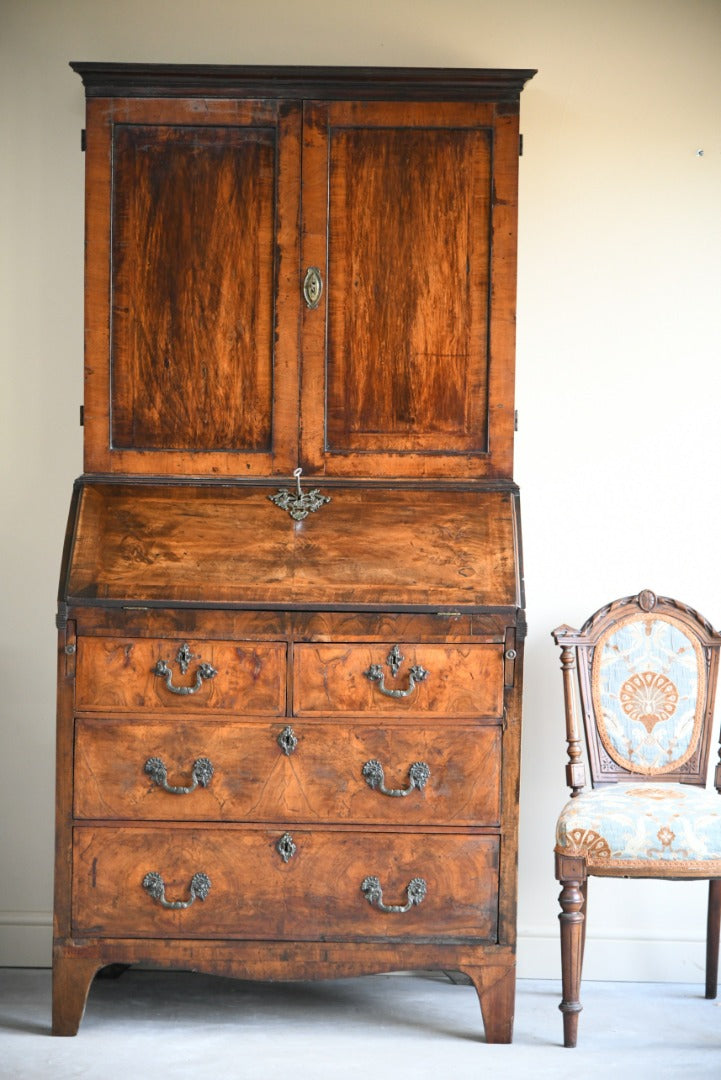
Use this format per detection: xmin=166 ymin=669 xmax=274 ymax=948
xmin=76 ymin=638 xmax=286 ymax=714
xmin=83 ymin=98 xmax=301 ymax=476
xmin=65 ymin=482 xmax=521 ymax=610
xmin=294 ymin=643 xmax=503 ymax=717
xmin=72 ymin=825 xmax=499 ymax=941
xmin=74 ymin=718 xmax=502 ymax=826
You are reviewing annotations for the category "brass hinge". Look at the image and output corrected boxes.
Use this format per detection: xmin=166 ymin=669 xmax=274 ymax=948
xmin=504 ymin=627 xmax=517 ymax=688
xmin=81 ymin=129 xmax=86 ymax=152
xmin=64 ymin=620 xmax=77 ymax=679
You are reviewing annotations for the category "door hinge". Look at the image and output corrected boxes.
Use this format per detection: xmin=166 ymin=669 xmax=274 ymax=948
xmin=519 ymin=133 xmax=524 ymax=156
xmin=514 ymin=409 xmax=518 ymax=432
xmin=79 ymin=405 xmax=84 ymax=426
xmin=81 ymin=129 xmax=86 ymax=152
xmin=504 ymin=627 xmax=517 ymax=688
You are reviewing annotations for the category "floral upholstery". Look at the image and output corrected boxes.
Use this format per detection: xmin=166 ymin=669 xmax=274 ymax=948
xmin=556 ymin=783 xmax=721 ymax=875
xmin=592 ymin=614 xmax=705 ymax=774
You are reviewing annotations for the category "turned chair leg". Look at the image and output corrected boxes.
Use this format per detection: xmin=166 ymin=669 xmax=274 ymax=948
xmin=558 ymin=869 xmax=586 ymax=1048
xmin=706 ymin=878 xmax=721 ymax=1000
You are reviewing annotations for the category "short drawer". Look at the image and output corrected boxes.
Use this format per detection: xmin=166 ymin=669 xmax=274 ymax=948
xmin=73 ymin=719 xmax=502 ymax=826
xmin=75 ymin=638 xmax=286 ymax=714
xmin=293 ymin=643 xmax=503 ymax=717
xmin=72 ymin=826 xmax=499 ymax=942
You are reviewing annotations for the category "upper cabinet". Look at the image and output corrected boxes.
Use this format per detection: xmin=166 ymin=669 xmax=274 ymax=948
xmin=73 ymin=65 xmax=534 ymax=479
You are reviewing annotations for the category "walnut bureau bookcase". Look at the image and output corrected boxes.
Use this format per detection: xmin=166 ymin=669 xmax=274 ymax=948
xmin=54 ymin=63 xmax=535 ymax=1039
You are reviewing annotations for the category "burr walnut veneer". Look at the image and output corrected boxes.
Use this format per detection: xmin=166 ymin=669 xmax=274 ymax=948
xmin=54 ymin=63 xmax=534 ymax=1039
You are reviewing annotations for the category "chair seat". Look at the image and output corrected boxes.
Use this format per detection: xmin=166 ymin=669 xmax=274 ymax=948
xmin=556 ymin=783 xmax=721 ymax=876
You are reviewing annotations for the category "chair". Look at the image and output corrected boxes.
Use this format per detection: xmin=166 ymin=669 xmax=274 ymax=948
xmin=552 ymin=589 xmax=721 ymax=1047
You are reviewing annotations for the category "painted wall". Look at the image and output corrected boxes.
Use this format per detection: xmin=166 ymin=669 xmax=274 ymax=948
xmin=1 ymin=0 xmax=720 ymax=981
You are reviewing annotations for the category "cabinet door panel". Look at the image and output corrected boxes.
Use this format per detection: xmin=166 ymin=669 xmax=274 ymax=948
xmin=111 ymin=123 xmax=276 ymax=454
xmin=84 ymin=98 xmax=301 ymax=476
xmin=300 ymin=101 xmax=519 ymax=479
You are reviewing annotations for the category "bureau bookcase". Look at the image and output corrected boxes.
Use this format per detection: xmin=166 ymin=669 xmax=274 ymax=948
xmin=54 ymin=64 xmax=534 ymax=1039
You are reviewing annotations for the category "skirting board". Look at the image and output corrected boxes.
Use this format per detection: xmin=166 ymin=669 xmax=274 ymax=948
xmin=0 ymin=914 xmax=708 ymax=984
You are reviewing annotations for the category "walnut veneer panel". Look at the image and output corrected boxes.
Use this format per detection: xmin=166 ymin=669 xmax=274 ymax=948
xmin=293 ymin=644 xmax=504 ymax=718
xmin=72 ymin=826 xmax=500 ymax=941
xmin=74 ymin=719 xmax=502 ymax=826
xmin=64 ymin=482 xmax=521 ymax=610
xmin=111 ymin=123 xmax=276 ymax=454
xmin=75 ymin=638 xmax=286 ymax=714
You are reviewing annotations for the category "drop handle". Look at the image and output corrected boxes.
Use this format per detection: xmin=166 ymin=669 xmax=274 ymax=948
xmin=361 ymin=875 xmax=427 ymax=914
xmin=142 ymin=871 xmax=211 ymax=910
xmin=144 ymin=756 xmax=214 ymax=795
xmin=362 ymin=759 xmax=430 ymax=797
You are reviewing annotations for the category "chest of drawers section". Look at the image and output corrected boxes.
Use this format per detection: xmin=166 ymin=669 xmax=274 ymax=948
xmin=54 ymin=608 xmax=521 ymax=1038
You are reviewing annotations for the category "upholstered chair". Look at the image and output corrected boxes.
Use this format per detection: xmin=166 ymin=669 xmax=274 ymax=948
xmin=552 ymin=590 xmax=721 ymax=1047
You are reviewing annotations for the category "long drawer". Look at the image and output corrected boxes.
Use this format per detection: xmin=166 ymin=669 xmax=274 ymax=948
xmin=73 ymin=718 xmax=502 ymax=825
xmin=75 ymin=638 xmax=286 ymax=713
xmin=293 ymin=643 xmax=504 ymax=717
xmin=71 ymin=826 xmax=499 ymax=941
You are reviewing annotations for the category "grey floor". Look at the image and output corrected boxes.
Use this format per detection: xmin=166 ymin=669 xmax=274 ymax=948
xmin=0 ymin=968 xmax=719 ymax=1079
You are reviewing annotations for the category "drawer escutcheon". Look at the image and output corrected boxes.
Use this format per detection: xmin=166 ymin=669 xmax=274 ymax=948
xmin=364 ymin=645 xmax=429 ymax=699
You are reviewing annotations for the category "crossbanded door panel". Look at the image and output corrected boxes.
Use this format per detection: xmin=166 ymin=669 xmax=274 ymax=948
xmin=299 ymin=100 xmax=520 ymax=479
xmin=84 ymin=98 xmax=300 ymax=475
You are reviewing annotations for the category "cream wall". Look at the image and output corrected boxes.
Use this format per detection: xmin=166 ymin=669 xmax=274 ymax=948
xmin=1 ymin=0 xmax=720 ymax=981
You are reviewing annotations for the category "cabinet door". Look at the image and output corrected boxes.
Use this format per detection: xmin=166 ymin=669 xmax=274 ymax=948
xmin=300 ymin=100 xmax=520 ymax=479
xmin=84 ymin=98 xmax=301 ymax=476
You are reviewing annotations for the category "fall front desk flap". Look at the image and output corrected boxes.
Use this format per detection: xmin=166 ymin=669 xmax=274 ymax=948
xmin=61 ymin=480 xmax=523 ymax=611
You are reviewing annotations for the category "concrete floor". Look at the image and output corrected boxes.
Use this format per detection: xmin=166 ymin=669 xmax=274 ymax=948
xmin=0 ymin=969 xmax=719 ymax=1079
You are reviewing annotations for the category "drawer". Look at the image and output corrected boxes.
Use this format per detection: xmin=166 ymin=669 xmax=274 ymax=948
xmin=294 ymin=643 xmax=503 ymax=717
xmin=72 ymin=826 xmax=499 ymax=941
xmin=73 ymin=719 xmax=502 ymax=826
xmin=75 ymin=638 xmax=286 ymax=713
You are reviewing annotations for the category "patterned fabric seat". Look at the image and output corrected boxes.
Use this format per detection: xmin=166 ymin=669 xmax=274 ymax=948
xmin=551 ymin=590 xmax=721 ymax=1047
xmin=556 ymin=783 xmax=721 ymax=876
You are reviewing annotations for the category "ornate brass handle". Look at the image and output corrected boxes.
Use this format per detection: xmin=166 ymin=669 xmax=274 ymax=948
xmin=269 ymin=467 xmax=331 ymax=521
xmin=364 ymin=645 xmax=429 ymax=699
xmin=142 ymin=871 xmax=211 ymax=910
xmin=144 ymin=756 xmax=214 ymax=794
xmin=362 ymin=759 xmax=430 ymax=797
xmin=152 ymin=652 xmax=218 ymax=696
xmin=303 ymin=266 xmax=323 ymax=309
xmin=361 ymin=875 xmax=427 ymax=914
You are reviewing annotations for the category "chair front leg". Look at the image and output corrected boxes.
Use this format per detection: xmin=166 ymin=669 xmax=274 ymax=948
xmin=706 ymin=878 xmax=721 ymax=1000
xmin=556 ymin=853 xmax=587 ymax=1048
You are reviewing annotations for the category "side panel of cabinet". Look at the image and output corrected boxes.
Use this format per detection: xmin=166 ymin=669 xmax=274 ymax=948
xmin=300 ymin=100 xmax=520 ymax=479
xmin=83 ymin=98 xmax=301 ymax=476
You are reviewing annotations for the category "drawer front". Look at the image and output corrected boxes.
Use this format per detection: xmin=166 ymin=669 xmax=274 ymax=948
xmin=74 ymin=719 xmax=502 ymax=826
xmin=75 ymin=638 xmax=286 ymax=713
xmin=294 ymin=643 xmax=503 ymax=717
xmin=72 ymin=826 xmax=499 ymax=941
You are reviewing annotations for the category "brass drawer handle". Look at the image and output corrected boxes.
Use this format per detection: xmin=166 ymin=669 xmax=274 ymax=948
xmin=142 ymin=871 xmax=211 ymax=910
xmin=364 ymin=645 xmax=429 ymax=699
xmin=144 ymin=756 xmax=214 ymax=794
xmin=269 ymin=467 xmax=331 ymax=521
xmin=152 ymin=649 xmax=218 ymax=696
xmin=362 ymin=759 xmax=430 ymax=797
xmin=361 ymin=875 xmax=427 ymax=914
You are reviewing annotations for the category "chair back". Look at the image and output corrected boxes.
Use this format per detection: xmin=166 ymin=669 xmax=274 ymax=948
xmin=554 ymin=590 xmax=721 ymax=789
